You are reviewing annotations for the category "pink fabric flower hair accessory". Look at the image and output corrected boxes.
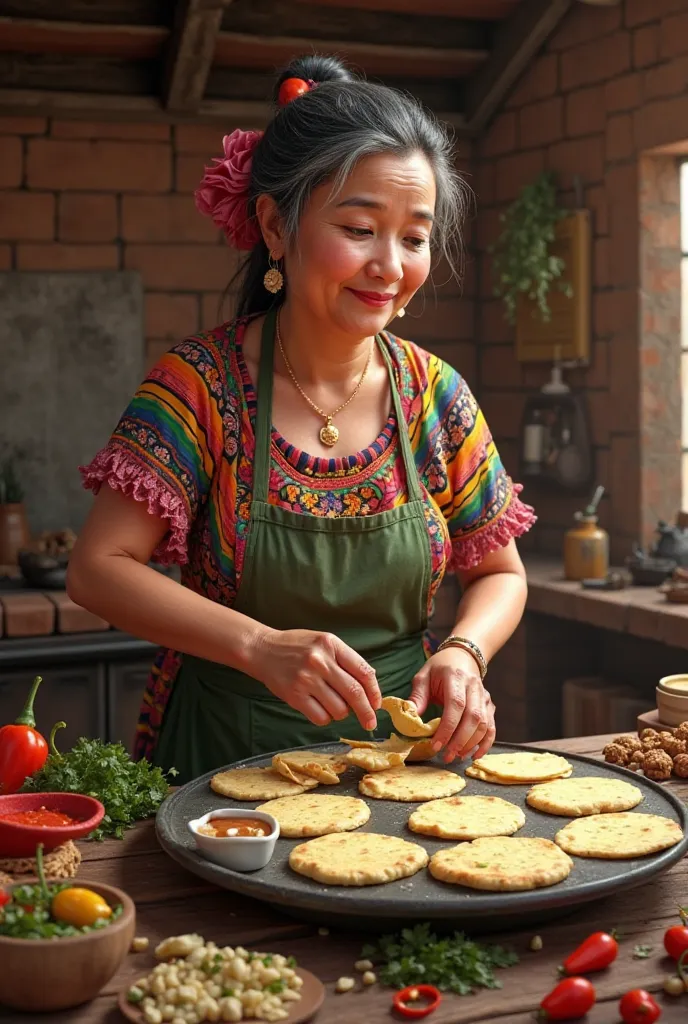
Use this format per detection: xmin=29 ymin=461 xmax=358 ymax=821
xmin=194 ymin=129 xmax=263 ymax=251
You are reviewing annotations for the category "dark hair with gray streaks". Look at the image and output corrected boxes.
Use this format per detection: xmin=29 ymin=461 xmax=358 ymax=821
xmin=229 ymin=54 xmax=470 ymax=318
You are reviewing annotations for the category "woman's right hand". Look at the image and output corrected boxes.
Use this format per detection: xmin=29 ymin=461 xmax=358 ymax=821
xmin=249 ymin=628 xmax=381 ymax=731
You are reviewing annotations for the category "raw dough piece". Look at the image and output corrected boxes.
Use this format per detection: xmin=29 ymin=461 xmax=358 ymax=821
xmin=255 ymin=794 xmax=370 ymax=837
xmin=380 ymin=697 xmax=441 ymax=739
xmin=554 ymin=812 xmax=684 ymax=858
xmin=359 ymin=765 xmax=465 ymax=802
xmin=210 ymin=766 xmax=317 ymax=800
xmin=526 ymin=777 xmax=643 ymax=817
xmin=408 ymin=795 xmax=526 ymax=840
xmin=272 ymin=751 xmax=349 ymax=785
xmin=289 ymin=832 xmax=428 ymax=886
xmin=429 ymin=836 xmax=574 ymax=891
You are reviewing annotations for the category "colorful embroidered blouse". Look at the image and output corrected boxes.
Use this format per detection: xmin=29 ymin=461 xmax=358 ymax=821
xmin=81 ymin=318 xmax=536 ymax=758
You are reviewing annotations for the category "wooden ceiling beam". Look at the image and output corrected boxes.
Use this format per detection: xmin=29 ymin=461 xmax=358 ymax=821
xmin=212 ymin=33 xmax=488 ymax=79
xmin=292 ymin=0 xmax=521 ymax=17
xmin=463 ymin=0 xmax=573 ymax=132
xmin=0 ymin=17 xmax=165 ymax=59
xmin=163 ymin=0 xmax=232 ymax=113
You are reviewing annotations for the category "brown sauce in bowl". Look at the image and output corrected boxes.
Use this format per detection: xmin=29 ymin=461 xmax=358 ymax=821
xmin=198 ymin=817 xmax=272 ymax=838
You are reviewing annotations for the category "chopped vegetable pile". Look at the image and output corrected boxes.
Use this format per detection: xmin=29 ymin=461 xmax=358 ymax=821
xmin=21 ymin=737 xmax=175 ymax=840
xmin=360 ymin=923 xmax=518 ymax=996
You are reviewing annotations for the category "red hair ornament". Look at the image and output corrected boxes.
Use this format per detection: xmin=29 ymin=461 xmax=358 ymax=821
xmin=277 ymin=77 xmax=317 ymax=107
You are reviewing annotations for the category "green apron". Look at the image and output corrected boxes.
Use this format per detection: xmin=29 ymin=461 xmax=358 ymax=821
xmin=153 ymin=309 xmax=434 ymax=783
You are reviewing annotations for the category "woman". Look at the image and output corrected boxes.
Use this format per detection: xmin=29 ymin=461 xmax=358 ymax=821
xmin=68 ymin=56 xmax=535 ymax=784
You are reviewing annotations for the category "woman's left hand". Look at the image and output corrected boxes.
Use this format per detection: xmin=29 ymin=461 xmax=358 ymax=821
xmin=409 ymin=647 xmax=495 ymax=763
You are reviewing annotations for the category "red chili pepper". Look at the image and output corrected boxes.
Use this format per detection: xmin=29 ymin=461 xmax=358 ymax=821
xmin=392 ymin=985 xmax=442 ymax=1019
xmin=561 ymin=931 xmax=618 ymax=974
xmin=0 ymin=677 xmax=50 ymax=795
xmin=539 ymin=977 xmax=596 ymax=1021
xmin=618 ymin=989 xmax=661 ymax=1024
xmin=664 ymin=906 xmax=688 ymax=961
xmin=0 ymin=890 xmax=10 ymax=908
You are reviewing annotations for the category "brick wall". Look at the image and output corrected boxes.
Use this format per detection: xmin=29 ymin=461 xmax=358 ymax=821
xmin=473 ymin=0 xmax=688 ymax=564
xmin=0 ymin=115 xmax=474 ymax=381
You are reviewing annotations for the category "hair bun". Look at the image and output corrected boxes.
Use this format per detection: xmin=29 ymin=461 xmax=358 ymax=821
xmin=274 ymin=54 xmax=355 ymax=105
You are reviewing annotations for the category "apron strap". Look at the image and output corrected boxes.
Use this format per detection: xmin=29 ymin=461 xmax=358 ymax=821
xmin=253 ymin=306 xmax=278 ymax=504
xmin=377 ymin=333 xmax=423 ymax=504
xmin=253 ymin=309 xmax=422 ymax=505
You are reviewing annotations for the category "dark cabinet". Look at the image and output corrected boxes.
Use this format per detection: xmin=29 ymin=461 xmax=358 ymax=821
xmin=107 ymin=657 xmax=154 ymax=754
xmin=0 ymin=665 xmax=106 ymax=751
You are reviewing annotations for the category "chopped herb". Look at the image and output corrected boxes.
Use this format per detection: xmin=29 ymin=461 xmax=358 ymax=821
xmin=221 ymin=988 xmax=235 ymax=998
xmin=267 ymin=980 xmax=285 ymax=994
xmin=262 ymin=956 xmax=273 ymax=966
xmin=475 ymin=863 xmax=489 ymax=868
xmin=127 ymin=987 xmax=144 ymax=1004
xmin=286 ymin=956 xmax=297 ymax=968
xmin=21 ymin=737 xmax=175 ymax=841
xmin=361 ymin=923 xmax=518 ymax=997
xmin=633 ymin=945 xmax=653 ymax=959
xmin=214 ymin=953 xmax=223 ymax=962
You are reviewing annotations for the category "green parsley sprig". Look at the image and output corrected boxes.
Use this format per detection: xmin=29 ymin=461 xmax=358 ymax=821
xmin=361 ymin=923 xmax=518 ymax=996
xmin=21 ymin=737 xmax=176 ymax=840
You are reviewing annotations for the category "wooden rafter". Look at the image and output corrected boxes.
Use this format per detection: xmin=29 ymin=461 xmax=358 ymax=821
xmin=163 ymin=0 xmax=232 ymax=113
xmin=464 ymin=0 xmax=573 ymax=132
xmin=292 ymin=0 xmax=521 ymax=17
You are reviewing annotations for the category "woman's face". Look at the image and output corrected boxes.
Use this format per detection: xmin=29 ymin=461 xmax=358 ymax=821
xmin=282 ymin=150 xmax=436 ymax=336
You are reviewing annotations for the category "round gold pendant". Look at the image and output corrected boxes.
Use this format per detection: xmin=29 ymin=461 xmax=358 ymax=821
xmin=320 ymin=421 xmax=339 ymax=447
xmin=263 ymin=268 xmax=284 ymax=294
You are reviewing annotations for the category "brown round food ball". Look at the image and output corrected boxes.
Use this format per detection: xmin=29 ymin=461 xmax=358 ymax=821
xmin=672 ymin=753 xmax=688 ymax=778
xmin=642 ymin=749 xmax=673 ymax=781
xmin=674 ymin=722 xmax=688 ymax=742
xmin=603 ymin=742 xmax=630 ymax=766
xmin=616 ymin=735 xmax=643 ymax=753
xmin=639 ymin=728 xmax=659 ymax=741
xmin=641 ymin=733 xmax=664 ymax=751
xmin=660 ymin=733 xmax=687 ymax=758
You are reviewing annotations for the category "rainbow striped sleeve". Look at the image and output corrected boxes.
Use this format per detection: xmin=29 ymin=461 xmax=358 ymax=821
xmin=80 ymin=338 xmax=224 ymax=565
xmin=420 ymin=352 xmax=536 ymax=571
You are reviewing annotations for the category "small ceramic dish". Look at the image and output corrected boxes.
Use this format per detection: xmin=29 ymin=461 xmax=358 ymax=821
xmin=188 ymin=808 xmax=279 ymax=872
xmin=0 ymin=792 xmax=105 ymax=858
xmin=657 ymin=675 xmax=688 ymax=727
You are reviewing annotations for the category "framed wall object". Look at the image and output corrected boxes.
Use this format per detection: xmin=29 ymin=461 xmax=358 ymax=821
xmin=515 ymin=210 xmax=591 ymax=365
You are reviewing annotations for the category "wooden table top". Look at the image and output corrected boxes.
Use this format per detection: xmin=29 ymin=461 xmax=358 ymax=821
xmin=2 ymin=734 xmax=686 ymax=1024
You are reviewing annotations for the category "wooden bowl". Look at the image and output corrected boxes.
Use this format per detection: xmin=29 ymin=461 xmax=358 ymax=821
xmin=0 ymin=792 xmax=105 ymax=857
xmin=0 ymin=880 xmax=135 ymax=1012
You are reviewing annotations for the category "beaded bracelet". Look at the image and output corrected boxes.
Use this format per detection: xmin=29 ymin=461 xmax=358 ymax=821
xmin=435 ymin=635 xmax=488 ymax=680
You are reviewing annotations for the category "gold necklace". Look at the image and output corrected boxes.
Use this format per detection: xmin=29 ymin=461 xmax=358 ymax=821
xmin=276 ymin=313 xmax=375 ymax=447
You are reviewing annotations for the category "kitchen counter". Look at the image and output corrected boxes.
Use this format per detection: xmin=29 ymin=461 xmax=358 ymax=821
xmin=2 ymin=733 xmax=685 ymax=1024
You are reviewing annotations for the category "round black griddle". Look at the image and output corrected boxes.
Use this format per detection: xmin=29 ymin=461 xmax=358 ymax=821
xmin=155 ymin=741 xmax=688 ymax=932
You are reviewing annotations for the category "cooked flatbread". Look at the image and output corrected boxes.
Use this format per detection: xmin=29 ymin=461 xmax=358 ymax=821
xmin=273 ymin=751 xmax=348 ymax=785
xmin=555 ymin=812 xmax=684 ymax=859
xmin=339 ymin=734 xmax=414 ymax=753
xmin=471 ymin=752 xmax=573 ymax=783
xmin=380 ymin=697 xmax=441 ymax=739
xmin=289 ymin=832 xmax=428 ymax=886
xmin=429 ymin=836 xmax=574 ymax=891
xmin=345 ymin=748 xmax=409 ymax=771
xmin=210 ymin=766 xmax=317 ymax=800
xmin=466 ymin=764 xmax=573 ymax=785
xmin=404 ymin=736 xmax=437 ymax=762
xmin=0 ymin=840 xmax=81 ymax=880
xmin=256 ymin=794 xmax=370 ymax=838
xmin=359 ymin=765 xmax=465 ymax=801
xmin=408 ymin=795 xmax=526 ymax=840
xmin=527 ymin=777 xmax=643 ymax=817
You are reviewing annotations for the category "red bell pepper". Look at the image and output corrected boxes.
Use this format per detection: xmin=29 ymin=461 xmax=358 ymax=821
xmin=539 ymin=977 xmax=596 ymax=1021
xmin=561 ymin=931 xmax=618 ymax=974
xmin=618 ymin=989 xmax=661 ymax=1024
xmin=392 ymin=985 xmax=442 ymax=1018
xmin=0 ymin=676 xmax=49 ymax=794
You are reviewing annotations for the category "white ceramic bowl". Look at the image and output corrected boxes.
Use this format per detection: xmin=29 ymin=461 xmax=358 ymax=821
xmin=656 ymin=677 xmax=688 ymax=728
xmin=188 ymin=808 xmax=279 ymax=872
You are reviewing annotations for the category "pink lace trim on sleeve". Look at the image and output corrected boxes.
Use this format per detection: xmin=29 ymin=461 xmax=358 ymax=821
xmin=451 ymin=483 xmax=537 ymax=572
xmin=79 ymin=445 xmax=190 ymax=566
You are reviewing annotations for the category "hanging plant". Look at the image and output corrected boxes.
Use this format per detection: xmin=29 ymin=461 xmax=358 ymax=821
xmin=490 ymin=170 xmax=572 ymax=325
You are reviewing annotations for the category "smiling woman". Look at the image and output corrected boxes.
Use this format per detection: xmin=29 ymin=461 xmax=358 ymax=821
xmin=67 ymin=54 xmax=536 ymax=784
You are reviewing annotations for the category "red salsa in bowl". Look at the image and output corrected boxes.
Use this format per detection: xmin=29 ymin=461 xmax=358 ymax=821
xmin=0 ymin=793 xmax=104 ymax=857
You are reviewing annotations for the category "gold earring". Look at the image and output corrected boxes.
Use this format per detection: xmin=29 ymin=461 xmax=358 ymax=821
xmin=263 ymin=252 xmax=284 ymax=294
xmin=396 ymin=307 xmax=406 ymax=318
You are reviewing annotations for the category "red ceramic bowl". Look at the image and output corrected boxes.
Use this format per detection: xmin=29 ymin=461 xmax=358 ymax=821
xmin=0 ymin=793 xmax=105 ymax=857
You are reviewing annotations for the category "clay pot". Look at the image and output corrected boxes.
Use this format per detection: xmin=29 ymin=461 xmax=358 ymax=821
xmin=0 ymin=503 xmax=30 ymax=565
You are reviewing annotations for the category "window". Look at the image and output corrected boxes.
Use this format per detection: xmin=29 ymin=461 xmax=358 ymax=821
xmin=681 ymin=162 xmax=688 ymax=511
